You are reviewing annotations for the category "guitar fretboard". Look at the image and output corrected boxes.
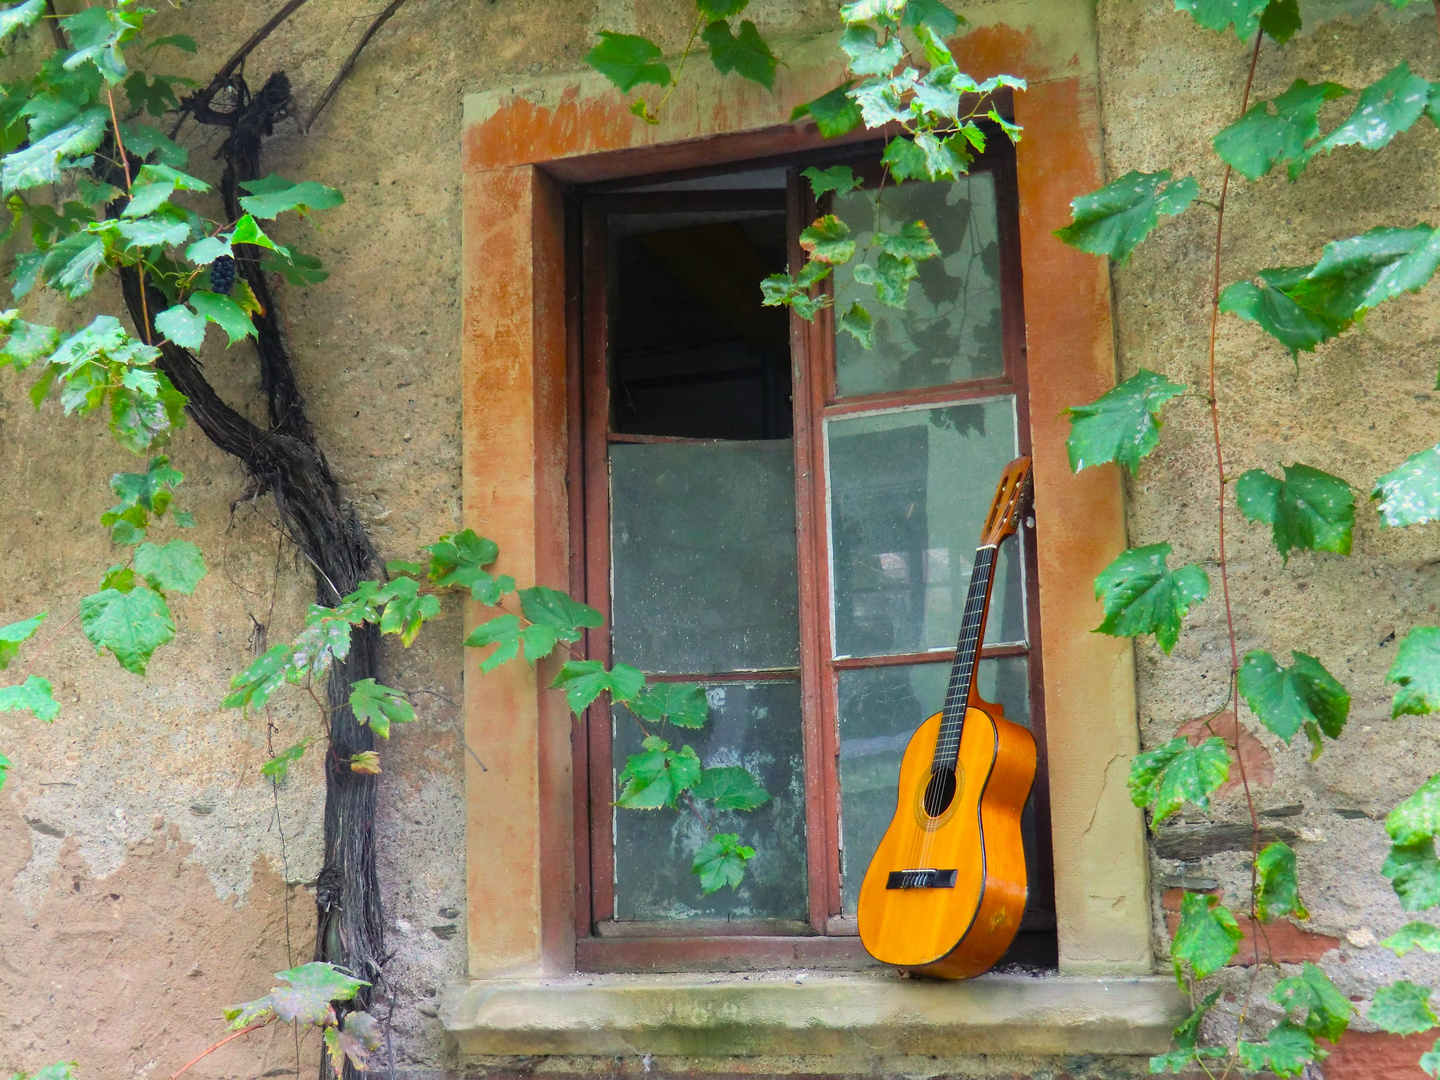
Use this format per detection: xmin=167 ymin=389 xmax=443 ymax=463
xmin=933 ymin=544 xmax=996 ymax=770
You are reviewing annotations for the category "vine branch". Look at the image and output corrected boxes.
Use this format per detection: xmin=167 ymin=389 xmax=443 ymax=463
xmin=302 ymin=0 xmax=410 ymax=132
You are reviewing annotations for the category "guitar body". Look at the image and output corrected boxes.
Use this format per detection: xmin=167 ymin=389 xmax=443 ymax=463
xmin=857 ymin=701 xmax=1037 ymax=978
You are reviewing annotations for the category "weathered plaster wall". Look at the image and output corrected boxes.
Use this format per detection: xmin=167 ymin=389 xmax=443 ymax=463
xmin=1096 ymin=0 xmax=1440 ymax=1057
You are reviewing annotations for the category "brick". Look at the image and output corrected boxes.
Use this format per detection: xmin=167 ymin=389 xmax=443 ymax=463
xmin=1325 ymin=1030 xmax=1433 ymax=1080
xmin=1161 ymin=889 xmax=1341 ymax=966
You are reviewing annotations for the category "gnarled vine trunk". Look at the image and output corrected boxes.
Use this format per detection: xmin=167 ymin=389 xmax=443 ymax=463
xmin=116 ymin=70 xmax=385 ymax=1080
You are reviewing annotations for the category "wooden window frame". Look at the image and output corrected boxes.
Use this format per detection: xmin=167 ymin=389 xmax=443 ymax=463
xmin=568 ymin=132 xmax=1056 ymax=973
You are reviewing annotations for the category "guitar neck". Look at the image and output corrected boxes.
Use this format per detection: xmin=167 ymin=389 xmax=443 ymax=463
xmin=933 ymin=544 xmax=998 ymax=770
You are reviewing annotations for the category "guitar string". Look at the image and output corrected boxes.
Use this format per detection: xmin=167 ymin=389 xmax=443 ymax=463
xmin=913 ymin=548 xmax=994 ymax=872
xmin=912 ymin=545 xmax=995 ymax=873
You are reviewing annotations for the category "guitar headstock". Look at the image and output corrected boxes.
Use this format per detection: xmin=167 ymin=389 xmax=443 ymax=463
xmin=980 ymin=457 xmax=1033 ymax=546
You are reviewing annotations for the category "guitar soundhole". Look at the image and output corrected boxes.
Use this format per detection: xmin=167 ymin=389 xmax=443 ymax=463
xmin=923 ymin=766 xmax=958 ymax=818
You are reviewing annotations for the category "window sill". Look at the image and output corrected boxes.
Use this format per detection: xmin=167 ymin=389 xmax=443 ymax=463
xmin=440 ymin=970 xmax=1186 ymax=1057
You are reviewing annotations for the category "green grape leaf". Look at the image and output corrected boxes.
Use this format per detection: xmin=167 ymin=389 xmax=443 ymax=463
xmin=324 ymin=1010 xmax=381 ymax=1073
xmin=260 ymin=740 xmax=310 ymax=781
xmin=518 ymin=586 xmax=603 ymax=662
xmin=839 ymin=24 xmax=904 ymax=77
xmin=585 ymin=32 xmax=670 ymax=93
xmin=790 ymin=83 xmax=862 ymax=138
xmin=1384 ymin=922 xmax=1440 ymax=957
xmin=188 ymin=291 xmax=255 ymax=345
xmin=185 ymin=235 xmax=231 ymax=266
xmin=1388 ymin=628 xmax=1440 ymax=719
xmin=690 ymin=765 xmax=771 ymax=810
xmin=876 ymin=221 xmax=940 ymax=261
xmin=1236 ymin=1021 xmax=1321 ymax=1078
xmin=802 ymin=165 xmax=864 ymax=198
xmin=288 ymin=610 xmax=352 ymax=682
xmin=1128 ymin=736 xmax=1230 ymax=825
xmin=1219 ymin=268 xmax=1348 ymax=357
xmin=1373 ymin=444 xmax=1440 ymax=528
xmin=1370 ymin=981 xmax=1439 ymax=1035
xmin=348 ymin=679 xmax=415 ymax=739
xmin=1385 ymin=841 xmax=1440 ymax=911
xmin=237 ymin=175 xmax=344 ymax=219
xmin=1237 ymin=649 xmax=1349 ymax=744
xmin=0 ymin=751 xmax=9 ymax=792
xmin=1273 ymin=963 xmax=1351 ymax=1043
xmin=799 ymin=214 xmax=854 ymax=264
xmin=839 ymin=0 xmax=906 ymax=21
xmin=116 ymin=120 xmax=188 ymax=169
xmin=0 ymin=675 xmax=60 ymax=721
xmin=375 ymin=577 xmax=440 ymax=646
xmin=1 ymin=318 xmax=59 ymax=370
xmin=901 ymin=0 xmax=962 ymax=34
xmin=1172 ymin=891 xmax=1241 ymax=978
xmin=0 ymin=0 xmax=44 ymax=44
xmin=0 ymin=612 xmax=45 ymax=669
xmin=1259 ymin=0 xmax=1302 ymax=43
xmin=1303 ymin=62 xmax=1431 ymax=169
xmin=1212 ymin=79 xmax=1346 ymax=180
xmin=1255 ymin=841 xmax=1308 ymax=922
xmin=1064 ymin=368 xmax=1186 ymax=474
xmin=1093 ymin=543 xmax=1210 ymax=654
xmin=1284 ymin=226 xmax=1440 ymax=325
xmin=838 ymin=301 xmax=873 ymax=347
xmin=7 ymin=1065 xmax=78 ymax=1080
xmin=79 ymin=585 xmax=174 ymax=675
xmin=627 ymin=682 xmax=708 ymax=728
xmin=227 ymin=213 xmax=283 ymax=253
xmin=1174 ymin=0 xmax=1269 ymax=37
xmin=691 ymin=831 xmax=755 ymax=894
xmin=1424 ymin=1039 xmax=1440 ymax=1079
xmin=222 ymin=643 xmax=293 ymax=710
xmin=1150 ymin=1046 xmax=1226 ymax=1074
xmin=1171 ymin=988 xmax=1222 ymax=1052
xmin=760 ymin=264 xmax=830 ymax=319
xmin=115 ymin=208 xmax=194 ymax=250
xmin=615 ymin=738 xmax=702 ymax=808
xmin=464 ymin=613 xmax=522 ymax=672
xmin=1053 ymin=170 xmax=1199 ymax=263
xmin=425 ymin=529 xmax=514 ymax=602
xmin=41 ymin=231 xmax=106 ymax=299
xmin=550 ymin=659 xmax=645 ymax=714
xmin=1389 ymin=776 xmax=1440 ymax=846
xmin=133 ymin=539 xmax=206 ymax=595
xmin=224 ymin=962 xmax=367 ymax=1030
xmin=855 ymin=251 xmax=920 ymax=308
xmin=61 ymin=4 xmax=145 ymax=83
xmin=1 ymin=107 xmax=106 ymax=194
xmin=881 ymin=134 xmax=929 ymax=182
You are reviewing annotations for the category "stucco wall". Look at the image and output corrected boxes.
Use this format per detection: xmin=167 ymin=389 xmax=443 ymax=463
xmin=0 ymin=0 xmax=1437 ymax=1076
xmin=1097 ymin=0 xmax=1440 ymax=1054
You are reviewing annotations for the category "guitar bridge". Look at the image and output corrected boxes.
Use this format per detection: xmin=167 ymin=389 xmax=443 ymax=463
xmin=886 ymin=868 xmax=958 ymax=890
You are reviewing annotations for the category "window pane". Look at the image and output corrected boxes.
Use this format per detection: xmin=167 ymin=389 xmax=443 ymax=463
xmin=611 ymin=441 xmax=800 ymax=673
xmin=836 ymin=658 xmax=1032 ymax=916
xmin=827 ymin=399 xmax=1024 ymax=659
xmin=612 ymin=679 xmax=809 ymax=922
xmin=832 ymin=171 xmax=1004 ymax=397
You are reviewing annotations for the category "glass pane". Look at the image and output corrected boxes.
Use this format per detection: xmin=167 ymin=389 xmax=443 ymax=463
xmin=832 ymin=171 xmax=1004 ymax=397
xmin=836 ymin=658 xmax=1033 ymax=916
xmin=827 ymin=399 xmax=1024 ymax=659
xmin=613 ymin=680 xmax=809 ymax=922
xmin=611 ymin=441 xmax=800 ymax=673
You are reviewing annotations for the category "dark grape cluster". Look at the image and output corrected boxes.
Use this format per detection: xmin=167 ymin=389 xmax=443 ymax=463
xmin=208 ymin=255 xmax=236 ymax=295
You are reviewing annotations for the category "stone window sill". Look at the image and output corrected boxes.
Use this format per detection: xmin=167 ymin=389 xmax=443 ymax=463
xmin=440 ymin=971 xmax=1186 ymax=1057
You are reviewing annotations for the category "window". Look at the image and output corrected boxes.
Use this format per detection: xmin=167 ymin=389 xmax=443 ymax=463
xmin=570 ymin=135 xmax=1055 ymax=972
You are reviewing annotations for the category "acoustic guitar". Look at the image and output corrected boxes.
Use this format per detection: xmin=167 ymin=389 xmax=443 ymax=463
xmin=857 ymin=456 xmax=1038 ymax=979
